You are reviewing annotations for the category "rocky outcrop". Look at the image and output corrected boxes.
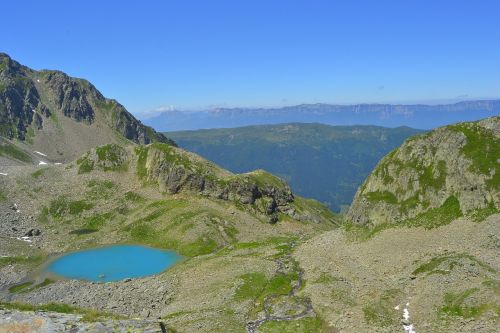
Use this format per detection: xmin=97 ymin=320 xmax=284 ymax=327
xmin=136 ymin=143 xmax=295 ymax=220
xmin=0 ymin=54 xmax=50 ymax=139
xmin=0 ymin=53 xmax=173 ymax=145
xmin=347 ymin=116 xmax=499 ymax=226
xmin=0 ymin=309 xmax=166 ymax=333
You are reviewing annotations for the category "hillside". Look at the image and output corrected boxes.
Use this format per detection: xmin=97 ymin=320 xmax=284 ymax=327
xmin=167 ymin=124 xmax=424 ymax=212
xmin=0 ymin=56 xmax=339 ymax=332
xmin=144 ymin=101 xmax=500 ymax=131
xmin=0 ymin=53 xmax=173 ymax=164
xmin=0 ymin=141 xmax=337 ymax=332
xmin=347 ymin=116 xmax=499 ymax=227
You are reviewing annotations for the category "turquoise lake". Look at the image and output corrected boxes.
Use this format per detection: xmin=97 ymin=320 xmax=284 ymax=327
xmin=46 ymin=245 xmax=181 ymax=282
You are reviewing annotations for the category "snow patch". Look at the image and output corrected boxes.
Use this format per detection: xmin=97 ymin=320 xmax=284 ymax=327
xmin=0 ymin=172 xmax=7 ymax=176
xmin=403 ymin=308 xmax=410 ymax=321
xmin=54 ymin=162 xmax=62 ymax=165
xmin=38 ymin=161 xmax=48 ymax=165
xmin=16 ymin=237 xmax=32 ymax=243
xmin=404 ymin=324 xmax=416 ymax=333
xmin=34 ymin=151 xmax=47 ymax=157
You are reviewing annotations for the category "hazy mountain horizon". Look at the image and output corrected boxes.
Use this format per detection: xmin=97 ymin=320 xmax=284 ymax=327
xmin=143 ymin=99 xmax=500 ymax=131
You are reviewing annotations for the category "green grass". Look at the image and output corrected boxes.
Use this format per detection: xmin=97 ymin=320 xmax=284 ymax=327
xmin=412 ymin=253 xmax=496 ymax=276
xmin=449 ymin=121 xmax=499 ymax=187
xmin=0 ymin=254 xmax=46 ymax=268
xmin=8 ymin=282 xmax=33 ymax=293
xmin=0 ymin=140 xmax=32 ymax=162
xmin=135 ymin=145 xmax=149 ymax=179
xmin=0 ymin=301 xmax=121 ymax=322
xmin=48 ymin=197 xmax=94 ymax=218
xmin=86 ymin=179 xmax=116 ymax=200
xmin=83 ymin=212 xmax=113 ymax=230
xmin=439 ymin=288 xmax=499 ymax=319
xmin=124 ymin=191 xmax=145 ymax=203
xmin=405 ymin=195 xmax=462 ymax=229
xmin=77 ymin=154 xmax=94 ymax=173
xmin=468 ymin=201 xmax=498 ymax=222
xmin=31 ymin=167 xmax=48 ymax=179
xmin=234 ymin=272 xmax=268 ymax=300
xmin=8 ymin=278 xmax=55 ymax=294
xmin=0 ymin=190 xmax=6 ymax=202
xmin=94 ymin=144 xmax=128 ymax=172
xmin=365 ymin=190 xmax=398 ymax=204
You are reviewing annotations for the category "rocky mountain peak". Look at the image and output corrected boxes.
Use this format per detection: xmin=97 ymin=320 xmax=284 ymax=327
xmin=347 ymin=116 xmax=499 ymax=227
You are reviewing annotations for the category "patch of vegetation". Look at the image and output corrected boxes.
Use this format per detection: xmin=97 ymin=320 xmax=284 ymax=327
xmin=0 ymin=140 xmax=32 ymax=162
xmin=0 ymin=189 xmax=6 ymax=202
xmin=95 ymin=144 xmax=128 ymax=172
xmin=405 ymin=195 xmax=462 ymax=229
xmin=76 ymin=154 xmax=94 ymax=173
xmin=362 ymin=289 xmax=401 ymax=327
xmin=127 ymin=220 xmax=216 ymax=256
xmin=83 ymin=212 xmax=113 ymax=230
xmin=86 ymin=179 xmax=116 ymax=200
xmin=259 ymin=316 xmax=324 ymax=333
xmin=124 ymin=191 xmax=145 ymax=203
xmin=467 ymin=201 xmax=498 ymax=222
xmin=247 ymin=169 xmax=286 ymax=188
xmin=8 ymin=281 xmax=33 ymax=293
xmin=31 ymin=167 xmax=48 ymax=179
xmin=364 ymin=190 xmax=398 ymax=204
xmin=449 ymin=121 xmax=499 ymax=189
xmin=179 ymin=236 xmax=218 ymax=257
xmin=135 ymin=145 xmax=149 ymax=179
xmin=412 ymin=253 xmax=495 ymax=276
xmin=0 ymin=301 xmax=121 ymax=322
xmin=439 ymin=288 xmax=499 ymax=319
xmin=8 ymin=278 xmax=54 ymax=294
xmin=0 ymin=255 xmax=46 ymax=268
xmin=48 ymin=196 xmax=94 ymax=218
xmin=234 ymin=272 xmax=268 ymax=300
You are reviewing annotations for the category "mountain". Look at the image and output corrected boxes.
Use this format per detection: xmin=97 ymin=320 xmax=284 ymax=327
xmin=294 ymin=116 xmax=499 ymax=333
xmin=0 ymin=55 xmax=338 ymax=332
xmin=347 ymin=116 xmax=499 ymax=227
xmin=166 ymin=124 xmax=424 ymax=212
xmin=143 ymin=101 xmax=500 ymax=131
xmin=0 ymin=52 xmax=173 ymax=164
xmin=1 ymin=54 xmax=498 ymax=333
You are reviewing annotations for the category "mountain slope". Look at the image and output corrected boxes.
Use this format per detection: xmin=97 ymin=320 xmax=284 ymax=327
xmin=166 ymin=124 xmax=424 ymax=211
xmin=347 ymin=116 xmax=499 ymax=227
xmin=0 ymin=141 xmax=336 ymax=331
xmin=144 ymin=101 xmax=500 ymax=131
xmin=0 ymin=53 xmax=173 ymax=163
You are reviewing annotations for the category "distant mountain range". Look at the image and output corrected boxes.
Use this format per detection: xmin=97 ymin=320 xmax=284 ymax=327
xmin=166 ymin=123 xmax=424 ymax=212
xmin=143 ymin=101 xmax=500 ymax=131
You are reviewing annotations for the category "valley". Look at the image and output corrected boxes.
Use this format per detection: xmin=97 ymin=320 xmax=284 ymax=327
xmin=0 ymin=53 xmax=499 ymax=333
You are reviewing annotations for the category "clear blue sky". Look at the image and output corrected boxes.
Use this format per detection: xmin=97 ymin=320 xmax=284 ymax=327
xmin=2 ymin=0 xmax=500 ymax=114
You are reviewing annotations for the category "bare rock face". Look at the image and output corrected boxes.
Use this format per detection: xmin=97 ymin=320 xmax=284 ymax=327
xmin=135 ymin=143 xmax=295 ymax=220
xmin=0 ymin=52 xmax=173 ymax=146
xmin=347 ymin=116 xmax=499 ymax=226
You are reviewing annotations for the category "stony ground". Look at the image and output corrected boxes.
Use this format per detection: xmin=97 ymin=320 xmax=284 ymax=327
xmin=295 ymin=214 xmax=500 ymax=333
xmin=0 ymin=309 xmax=166 ymax=332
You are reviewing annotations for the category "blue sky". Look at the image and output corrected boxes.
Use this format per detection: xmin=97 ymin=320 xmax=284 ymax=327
xmin=2 ymin=0 xmax=500 ymax=114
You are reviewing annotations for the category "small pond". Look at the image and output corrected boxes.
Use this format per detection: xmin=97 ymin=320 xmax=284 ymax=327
xmin=46 ymin=245 xmax=181 ymax=282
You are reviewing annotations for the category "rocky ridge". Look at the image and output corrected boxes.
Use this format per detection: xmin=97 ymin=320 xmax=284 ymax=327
xmin=76 ymin=143 xmax=299 ymax=222
xmin=347 ymin=116 xmax=499 ymax=226
xmin=0 ymin=53 xmax=173 ymax=162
